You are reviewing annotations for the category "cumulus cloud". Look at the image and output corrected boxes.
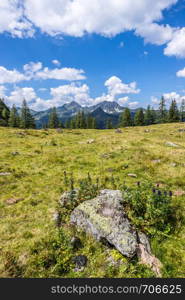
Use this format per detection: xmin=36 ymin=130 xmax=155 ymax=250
xmin=0 ymin=85 xmax=7 ymax=98
xmin=52 ymin=60 xmax=61 ymax=66
xmin=105 ymin=76 xmax=140 ymax=96
xmin=0 ymin=62 xmax=86 ymax=84
xmin=1 ymin=1 xmax=185 ymax=57
xmin=163 ymin=92 xmax=185 ymax=104
xmin=0 ymin=66 xmax=27 ymax=84
xmin=36 ymin=67 xmax=86 ymax=81
xmin=128 ymin=102 xmax=139 ymax=108
xmin=164 ymin=28 xmax=185 ymax=58
xmin=176 ymin=67 xmax=185 ymax=78
xmin=0 ymin=0 xmax=34 ymax=37
xmin=6 ymin=87 xmax=36 ymax=107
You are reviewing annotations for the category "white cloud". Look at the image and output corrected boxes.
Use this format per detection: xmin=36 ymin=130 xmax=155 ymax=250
xmin=105 ymin=76 xmax=140 ymax=96
xmin=0 ymin=66 xmax=27 ymax=84
xmin=50 ymin=83 xmax=91 ymax=106
xmin=151 ymin=96 xmax=160 ymax=105
xmin=0 ymin=62 xmax=86 ymax=84
xmin=119 ymin=42 xmax=124 ymax=48
xmin=0 ymin=0 xmax=182 ymax=58
xmin=128 ymin=101 xmax=139 ymax=108
xmin=176 ymin=67 xmax=185 ymax=78
xmin=0 ymin=0 xmax=34 ymax=37
xmin=36 ymin=67 xmax=86 ymax=81
xmin=164 ymin=28 xmax=185 ymax=58
xmin=23 ymin=62 xmax=43 ymax=75
xmin=163 ymin=92 xmax=185 ymax=104
xmin=0 ymin=85 xmax=6 ymax=98
xmin=117 ymin=96 xmax=129 ymax=106
xmin=6 ymin=87 xmax=36 ymax=107
xmin=52 ymin=60 xmax=61 ymax=66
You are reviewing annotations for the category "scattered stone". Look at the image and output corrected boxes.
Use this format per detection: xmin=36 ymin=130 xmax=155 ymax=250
xmin=11 ymin=151 xmax=20 ymax=156
xmin=101 ymin=153 xmax=110 ymax=159
xmin=53 ymin=212 xmax=61 ymax=227
xmin=56 ymin=128 xmax=63 ymax=133
xmin=115 ymin=128 xmax=122 ymax=133
xmin=165 ymin=141 xmax=179 ymax=147
xmin=70 ymin=189 xmax=162 ymax=276
xmin=87 ymin=139 xmax=95 ymax=144
xmin=144 ymin=129 xmax=150 ymax=133
xmin=174 ymin=190 xmax=185 ymax=196
xmin=0 ymin=172 xmax=12 ymax=176
xmin=70 ymin=190 xmax=137 ymax=258
xmin=73 ymin=255 xmax=87 ymax=268
xmin=151 ymin=159 xmax=161 ymax=164
xmin=70 ymin=237 xmax=83 ymax=250
xmin=178 ymin=129 xmax=185 ymax=132
xmin=170 ymin=163 xmax=177 ymax=167
xmin=128 ymin=173 xmax=137 ymax=178
xmin=5 ymin=198 xmax=23 ymax=205
xmin=137 ymin=243 xmax=162 ymax=277
xmin=59 ymin=189 xmax=79 ymax=207
xmin=106 ymin=168 xmax=115 ymax=173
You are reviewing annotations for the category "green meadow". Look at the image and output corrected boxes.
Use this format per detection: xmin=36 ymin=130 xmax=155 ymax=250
xmin=0 ymin=123 xmax=185 ymax=278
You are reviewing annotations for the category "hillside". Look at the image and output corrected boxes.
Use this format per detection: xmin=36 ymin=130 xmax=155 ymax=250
xmin=0 ymin=124 xmax=185 ymax=278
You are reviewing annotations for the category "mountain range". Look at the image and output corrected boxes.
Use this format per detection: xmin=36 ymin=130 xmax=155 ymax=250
xmin=28 ymin=101 xmax=142 ymax=128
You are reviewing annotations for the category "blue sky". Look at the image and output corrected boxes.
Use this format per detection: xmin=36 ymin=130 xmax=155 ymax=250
xmin=0 ymin=0 xmax=185 ymax=111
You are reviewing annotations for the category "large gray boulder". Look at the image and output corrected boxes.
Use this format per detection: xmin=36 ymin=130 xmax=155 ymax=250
xmin=70 ymin=189 xmax=137 ymax=258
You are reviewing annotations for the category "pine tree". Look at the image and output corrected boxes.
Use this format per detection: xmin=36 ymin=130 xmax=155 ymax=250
xmin=20 ymin=99 xmax=35 ymax=129
xmin=48 ymin=107 xmax=59 ymax=128
xmin=134 ymin=108 xmax=144 ymax=126
xmin=144 ymin=105 xmax=153 ymax=125
xmin=168 ymin=100 xmax=180 ymax=123
xmin=106 ymin=118 xmax=113 ymax=129
xmin=65 ymin=119 xmax=71 ymax=129
xmin=180 ymin=99 xmax=185 ymax=122
xmin=8 ymin=105 xmax=20 ymax=127
xmin=158 ymin=96 xmax=167 ymax=123
xmin=150 ymin=107 xmax=157 ymax=124
xmin=0 ymin=98 xmax=10 ymax=126
xmin=92 ymin=118 xmax=96 ymax=129
xmin=120 ymin=108 xmax=132 ymax=127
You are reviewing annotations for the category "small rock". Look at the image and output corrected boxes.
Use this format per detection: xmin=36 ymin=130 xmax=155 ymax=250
xmin=53 ymin=212 xmax=61 ymax=227
xmin=137 ymin=244 xmax=162 ymax=277
xmin=87 ymin=139 xmax=95 ymax=144
xmin=171 ymin=163 xmax=177 ymax=167
xmin=144 ymin=129 xmax=150 ymax=133
xmin=115 ymin=128 xmax=122 ymax=133
xmin=178 ymin=129 xmax=185 ymax=132
xmin=5 ymin=198 xmax=23 ymax=205
xmin=11 ymin=151 xmax=20 ymax=156
xmin=0 ymin=172 xmax=12 ymax=176
xmin=174 ymin=190 xmax=185 ymax=196
xmin=165 ymin=141 xmax=178 ymax=147
xmin=151 ymin=159 xmax=161 ymax=164
xmin=73 ymin=255 xmax=87 ymax=268
xmin=128 ymin=173 xmax=137 ymax=178
xmin=56 ymin=128 xmax=63 ymax=133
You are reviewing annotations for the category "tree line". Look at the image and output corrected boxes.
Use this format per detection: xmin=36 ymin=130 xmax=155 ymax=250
xmin=119 ymin=97 xmax=185 ymax=127
xmin=0 ymin=97 xmax=185 ymax=130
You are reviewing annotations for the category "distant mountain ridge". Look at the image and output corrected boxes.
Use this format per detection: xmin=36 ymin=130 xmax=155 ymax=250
xmin=21 ymin=101 xmax=142 ymax=128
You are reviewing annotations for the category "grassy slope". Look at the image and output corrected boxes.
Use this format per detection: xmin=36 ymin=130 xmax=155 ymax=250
xmin=0 ymin=123 xmax=184 ymax=278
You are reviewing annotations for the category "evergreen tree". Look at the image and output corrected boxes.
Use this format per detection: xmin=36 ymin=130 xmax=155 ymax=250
xmin=150 ymin=107 xmax=157 ymax=124
xmin=180 ymin=99 xmax=185 ymax=122
xmin=48 ymin=107 xmax=59 ymax=128
xmin=144 ymin=105 xmax=154 ymax=125
xmin=120 ymin=108 xmax=132 ymax=127
xmin=0 ymin=98 xmax=10 ymax=126
xmin=20 ymin=99 xmax=35 ymax=129
xmin=65 ymin=119 xmax=70 ymax=129
xmin=8 ymin=105 xmax=20 ymax=127
xmin=168 ymin=100 xmax=180 ymax=123
xmin=92 ymin=117 xmax=96 ymax=129
xmin=134 ymin=108 xmax=144 ymax=126
xmin=106 ymin=118 xmax=113 ymax=129
xmin=158 ymin=96 xmax=167 ymax=123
